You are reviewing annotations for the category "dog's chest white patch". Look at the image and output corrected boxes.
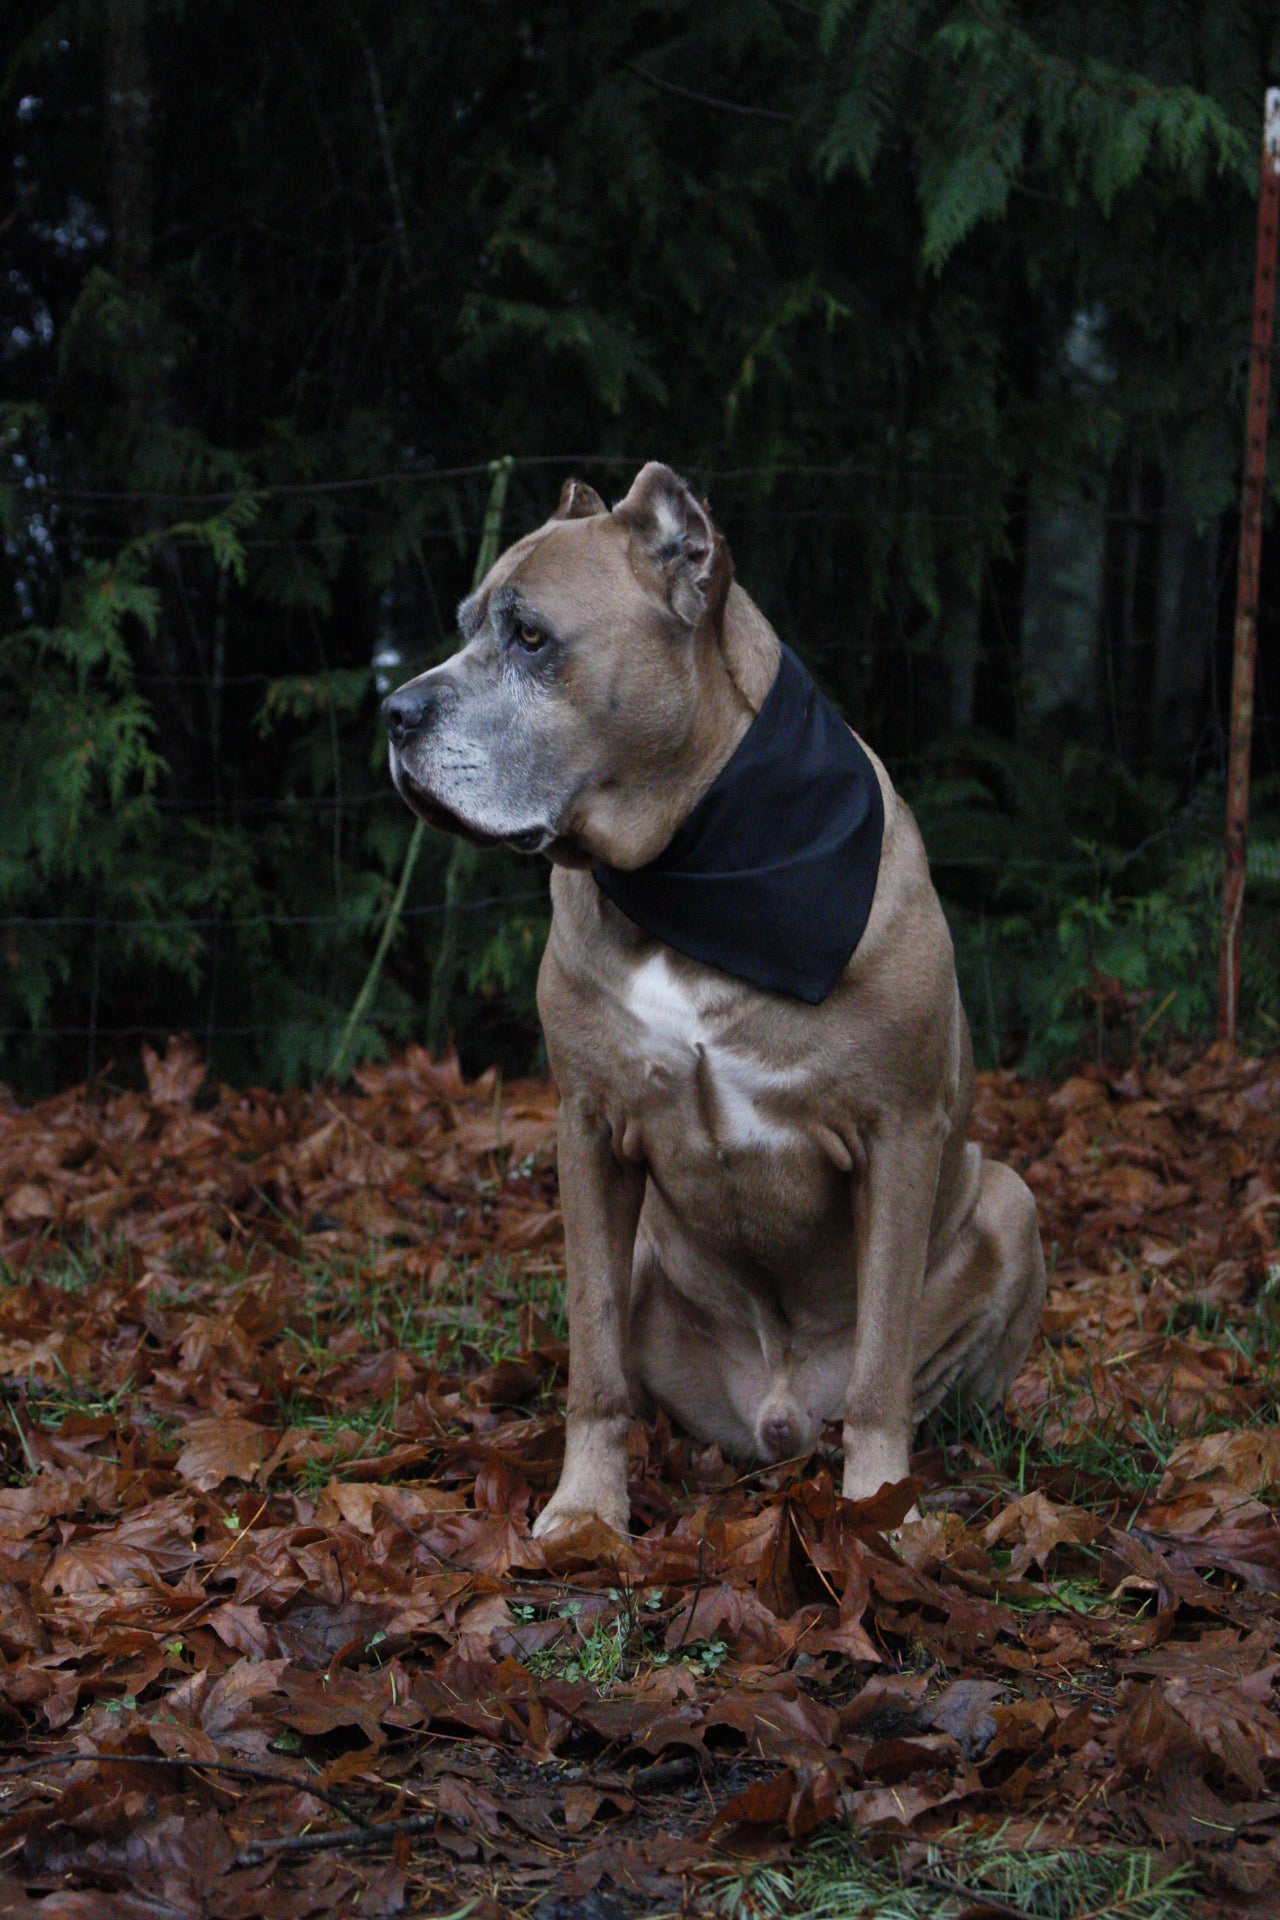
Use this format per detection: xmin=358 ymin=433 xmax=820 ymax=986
xmin=625 ymin=953 xmax=797 ymax=1152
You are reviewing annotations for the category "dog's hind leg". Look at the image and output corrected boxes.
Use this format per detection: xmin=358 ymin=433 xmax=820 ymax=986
xmin=912 ymin=1151 xmax=1046 ymax=1421
xmin=625 ymin=1236 xmax=767 ymax=1459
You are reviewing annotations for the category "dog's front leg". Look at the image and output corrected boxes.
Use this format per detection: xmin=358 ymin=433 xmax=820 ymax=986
xmin=842 ymin=1114 xmax=946 ymax=1506
xmin=533 ymin=1098 xmax=645 ymax=1538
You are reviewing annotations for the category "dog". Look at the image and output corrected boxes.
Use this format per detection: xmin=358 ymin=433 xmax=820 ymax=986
xmin=384 ymin=463 xmax=1046 ymax=1536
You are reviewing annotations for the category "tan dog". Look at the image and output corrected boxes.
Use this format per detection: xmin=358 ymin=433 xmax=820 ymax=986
xmin=384 ymin=464 xmax=1046 ymax=1536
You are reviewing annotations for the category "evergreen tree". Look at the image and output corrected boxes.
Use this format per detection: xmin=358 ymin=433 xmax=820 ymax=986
xmin=2 ymin=1 xmax=1278 ymax=1088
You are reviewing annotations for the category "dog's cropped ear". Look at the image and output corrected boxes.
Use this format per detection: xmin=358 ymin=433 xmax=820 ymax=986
xmin=553 ymin=477 xmax=607 ymax=520
xmin=615 ymin=462 xmax=732 ymax=628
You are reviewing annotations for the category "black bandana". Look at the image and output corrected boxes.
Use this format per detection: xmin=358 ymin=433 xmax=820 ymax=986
xmin=592 ymin=644 xmax=884 ymax=1004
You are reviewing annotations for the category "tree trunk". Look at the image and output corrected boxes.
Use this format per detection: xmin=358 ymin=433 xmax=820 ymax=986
xmin=104 ymin=0 xmax=153 ymax=288
xmin=1151 ymin=483 xmax=1220 ymax=784
xmin=1018 ymin=486 xmax=1107 ymax=739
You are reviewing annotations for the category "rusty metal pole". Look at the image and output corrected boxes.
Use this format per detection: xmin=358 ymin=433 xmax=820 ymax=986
xmin=1219 ymin=88 xmax=1280 ymax=1046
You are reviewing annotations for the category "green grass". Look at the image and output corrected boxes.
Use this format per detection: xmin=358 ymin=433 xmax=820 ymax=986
xmin=277 ymin=1248 xmax=566 ymax=1375
xmin=277 ymin=1390 xmax=408 ymax=1497
xmin=710 ymin=1829 xmax=1196 ymax=1920
xmin=922 ymin=1381 xmax=1201 ymax=1511
xmin=19 ymin=1362 xmax=137 ymax=1432
xmin=1 ymin=1239 xmax=569 ymax=1491
xmin=23 ymin=1246 xmax=102 ymax=1295
xmin=263 ymin=1246 xmax=569 ymax=1489
xmin=988 ymin=1563 xmax=1122 ymax=1617
xmin=519 ymin=1590 xmax=731 ymax=1690
xmin=1165 ymin=1285 xmax=1280 ymax=1395
xmin=524 ymin=1604 xmax=638 ymax=1689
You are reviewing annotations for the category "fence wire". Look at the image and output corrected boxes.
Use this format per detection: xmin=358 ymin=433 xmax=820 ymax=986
xmin=3 ymin=449 xmax=1275 ymax=1087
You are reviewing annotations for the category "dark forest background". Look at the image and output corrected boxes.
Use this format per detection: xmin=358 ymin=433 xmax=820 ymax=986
xmin=3 ymin=0 xmax=1279 ymax=1097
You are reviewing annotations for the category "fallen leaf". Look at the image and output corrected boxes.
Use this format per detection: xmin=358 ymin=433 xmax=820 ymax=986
xmin=983 ymin=1491 xmax=1102 ymax=1577
xmin=174 ymin=1416 xmax=273 ymax=1490
xmin=919 ymin=1679 xmax=1005 ymax=1758
xmin=142 ymin=1035 xmax=207 ymax=1106
xmin=1159 ymin=1429 xmax=1280 ymax=1502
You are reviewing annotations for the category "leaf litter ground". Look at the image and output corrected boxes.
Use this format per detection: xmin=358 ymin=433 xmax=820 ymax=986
xmin=0 ymin=1038 xmax=1278 ymax=1918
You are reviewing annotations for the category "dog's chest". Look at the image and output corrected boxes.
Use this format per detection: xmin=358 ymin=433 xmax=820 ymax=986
xmin=619 ymin=953 xmax=805 ymax=1159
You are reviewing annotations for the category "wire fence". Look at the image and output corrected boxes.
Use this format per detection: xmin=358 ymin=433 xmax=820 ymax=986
xmin=3 ymin=446 xmax=1276 ymax=1088
xmin=0 ymin=888 xmax=550 ymax=1063
xmin=17 ymin=452 xmax=1099 ymax=504
xmin=1 ymin=891 xmax=546 ymax=933
xmin=11 ymin=448 xmax=1244 ymax=528
xmin=0 ymin=831 xmax=1241 ymax=1063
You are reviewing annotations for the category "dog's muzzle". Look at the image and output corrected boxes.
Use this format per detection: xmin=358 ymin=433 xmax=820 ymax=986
xmin=383 ymin=677 xmax=510 ymax=850
xmin=383 ymin=673 xmax=556 ymax=856
xmin=382 ymin=678 xmax=459 ymax=826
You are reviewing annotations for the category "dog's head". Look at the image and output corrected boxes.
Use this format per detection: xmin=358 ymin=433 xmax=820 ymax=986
xmin=383 ymin=463 xmax=738 ymax=868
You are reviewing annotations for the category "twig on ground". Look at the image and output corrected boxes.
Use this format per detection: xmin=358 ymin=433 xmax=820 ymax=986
xmin=791 ymin=1503 xmax=841 ymax=1603
xmin=0 ymin=1751 xmax=370 ymax=1828
xmin=419 ymin=1534 xmax=631 ymax=1603
xmin=126 ymin=1496 xmax=274 ymax=1640
xmin=908 ymin=1867 xmax=1037 ymax=1920
xmin=235 ymin=1809 xmax=437 ymax=1867
xmin=185 ymin=1496 xmax=270 ymax=1596
xmin=629 ymin=1755 xmax=699 ymax=1795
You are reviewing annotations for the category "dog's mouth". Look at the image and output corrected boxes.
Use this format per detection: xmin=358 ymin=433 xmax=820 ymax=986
xmin=394 ymin=771 xmax=551 ymax=856
xmin=399 ymin=783 xmax=502 ymax=849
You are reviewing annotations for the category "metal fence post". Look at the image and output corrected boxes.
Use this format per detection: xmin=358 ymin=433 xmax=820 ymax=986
xmin=1218 ymin=88 xmax=1280 ymax=1046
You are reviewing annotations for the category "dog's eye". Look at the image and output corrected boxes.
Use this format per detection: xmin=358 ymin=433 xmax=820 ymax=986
xmin=514 ymin=623 xmax=546 ymax=653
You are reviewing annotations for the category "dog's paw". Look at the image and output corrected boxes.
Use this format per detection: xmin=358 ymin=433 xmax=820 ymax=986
xmin=532 ymin=1493 xmax=629 ymax=1540
xmin=536 ymin=1414 xmax=631 ymax=1539
xmin=841 ymin=1467 xmax=912 ymax=1507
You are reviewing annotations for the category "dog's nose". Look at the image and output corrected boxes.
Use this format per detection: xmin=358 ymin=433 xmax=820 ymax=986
xmin=382 ymin=683 xmax=438 ymax=747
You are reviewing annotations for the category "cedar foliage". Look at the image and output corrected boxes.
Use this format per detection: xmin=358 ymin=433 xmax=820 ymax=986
xmin=1 ymin=1 xmax=1279 ymax=1091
